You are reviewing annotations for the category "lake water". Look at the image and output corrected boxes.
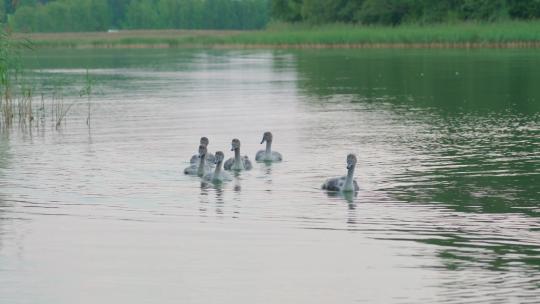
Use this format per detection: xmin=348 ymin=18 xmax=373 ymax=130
xmin=1 ymin=48 xmax=539 ymax=303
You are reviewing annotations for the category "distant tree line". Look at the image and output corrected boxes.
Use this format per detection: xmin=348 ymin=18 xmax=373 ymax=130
xmin=2 ymin=0 xmax=268 ymax=32
xmin=2 ymin=0 xmax=540 ymax=32
xmin=272 ymin=0 xmax=540 ymax=25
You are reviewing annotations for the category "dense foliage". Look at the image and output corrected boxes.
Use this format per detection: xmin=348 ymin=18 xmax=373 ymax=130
xmin=3 ymin=0 xmax=268 ymax=32
xmin=272 ymin=0 xmax=540 ymax=25
xmin=1 ymin=0 xmax=540 ymax=32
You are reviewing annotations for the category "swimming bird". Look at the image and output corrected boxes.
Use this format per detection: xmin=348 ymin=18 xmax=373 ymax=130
xmin=203 ymin=151 xmax=232 ymax=183
xmin=190 ymin=137 xmax=215 ymax=164
xmin=255 ymin=131 xmax=283 ymax=162
xmin=322 ymin=154 xmax=359 ymax=192
xmin=184 ymin=145 xmax=212 ymax=177
xmin=224 ymin=138 xmax=252 ymax=171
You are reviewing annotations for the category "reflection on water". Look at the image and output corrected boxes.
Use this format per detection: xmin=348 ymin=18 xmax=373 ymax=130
xmin=325 ymin=189 xmax=358 ymax=204
xmin=0 ymin=48 xmax=538 ymax=303
xmin=296 ymin=49 xmax=540 ymax=113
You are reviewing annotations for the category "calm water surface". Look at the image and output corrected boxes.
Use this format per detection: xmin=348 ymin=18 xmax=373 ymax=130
xmin=0 ymin=49 xmax=539 ymax=303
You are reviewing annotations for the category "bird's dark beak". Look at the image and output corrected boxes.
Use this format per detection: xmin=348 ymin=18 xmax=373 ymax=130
xmin=260 ymin=138 xmax=265 ymax=144
xmin=347 ymin=164 xmax=353 ymax=170
xmin=230 ymin=147 xmax=234 ymax=151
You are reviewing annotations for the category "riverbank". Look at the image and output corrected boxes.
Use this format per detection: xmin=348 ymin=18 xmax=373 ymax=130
xmin=14 ymin=21 xmax=540 ymax=49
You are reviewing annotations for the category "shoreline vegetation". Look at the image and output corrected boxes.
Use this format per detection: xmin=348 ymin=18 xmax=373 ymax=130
xmin=1 ymin=28 xmax=93 ymax=131
xmin=13 ymin=21 xmax=540 ymax=49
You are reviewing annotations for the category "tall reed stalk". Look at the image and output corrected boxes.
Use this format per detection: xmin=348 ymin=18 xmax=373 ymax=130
xmin=51 ymin=87 xmax=73 ymax=129
xmin=17 ymin=86 xmax=34 ymax=125
xmin=0 ymin=27 xmax=32 ymax=129
xmin=80 ymin=69 xmax=93 ymax=127
xmin=1 ymin=28 xmax=95 ymax=132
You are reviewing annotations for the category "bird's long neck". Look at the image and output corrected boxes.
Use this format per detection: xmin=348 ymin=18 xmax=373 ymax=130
xmin=197 ymin=155 xmax=206 ymax=176
xmin=234 ymin=148 xmax=241 ymax=165
xmin=265 ymin=141 xmax=272 ymax=155
xmin=344 ymin=167 xmax=355 ymax=191
xmin=214 ymin=161 xmax=222 ymax=176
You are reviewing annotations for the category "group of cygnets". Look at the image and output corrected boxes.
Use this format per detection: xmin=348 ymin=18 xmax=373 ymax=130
xmin=184 ymin=131 xmax=359 ymax=193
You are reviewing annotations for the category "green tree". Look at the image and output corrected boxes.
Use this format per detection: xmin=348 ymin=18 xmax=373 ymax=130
xmin=460 ymin=0 xmax=508 ymax=21
xmin=124 ymin=0 xmax=159 ymax=29
xmin=109 ymin=0 xmax=132 ymax=27
xmin=181 ymin=0 xmax=203 ymax=29
xmin=356 ymin=0 xmax=411 ymax=25
xmin=270 ymin=0 xmax=540 ymax=25
xmin=8 ymin=0 xmax=269 ymax=31
xmin=10 ymin=0 xmax=113 ymax=32
xmin=3 ymin=0 xmax=12 ymax=14
xmin=87 ymin=0 xmax=113 ymax=31
xmin=9 ymin=5 xmax=37 ymax=31
xmin=46 ymin=1 xmax=71 ymax=32
xmin=507 ymin=0 xmax=540 ymax=19
xmin=0 ymin=0 xmax=5 ymax=23
xmin=157 ymin=0 xmax=181 ymax=28
xmin=271 ymin=0 xmax=302 ymax=22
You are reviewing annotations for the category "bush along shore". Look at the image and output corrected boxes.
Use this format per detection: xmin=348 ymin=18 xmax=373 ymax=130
xmin=13 ymin=21 xmax=540 ymax=49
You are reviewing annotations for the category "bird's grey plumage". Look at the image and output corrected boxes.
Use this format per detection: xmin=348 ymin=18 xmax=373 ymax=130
xmin=224 ymin=156 xmax=252 ymax=170
xmin=255 ymin=150 xmax=282 ymax=161
xmin=184 ymin=163 xmax=211 ymax=176
xmin=322 ymin=176 xmax=359 ymax=191
xmin=255 ymin=131 xmax=283 ymax=162
xmin=190 ymin=153 xmax=215 ymax=164
xmin=322 ymin=154 xmax=359 ymax=192
xmin=190 ymin=137 xmax=215 ymax=165
xmin=184 ymin=144 xmax=212 ymax=177
xmin=203 ymin=151 xmax=232 ymax=182
xmin=223 ymin=158 xmax=233 ymax=170
xmin=224 ymin=138 xmax=252 ymax=171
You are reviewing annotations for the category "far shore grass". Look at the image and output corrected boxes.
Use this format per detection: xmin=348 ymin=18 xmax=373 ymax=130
xmin=13 ymin=21 xmax=540 ymax=49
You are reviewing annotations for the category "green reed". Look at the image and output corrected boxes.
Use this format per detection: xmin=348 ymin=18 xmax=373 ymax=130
xmin=20 ymin=20 xmax=540 ymax=49
xmin=51 ymin=87 xmax=74 ymax=129
xmin=225 ymin=21 xmax=540 ymax=46
xmin=1 ymin=28 xmax=96 ymax=131
xmin=0 ymin=28 xmax=34 ymax=129
xmin=79 ymin=69 xmax=94 ymax=127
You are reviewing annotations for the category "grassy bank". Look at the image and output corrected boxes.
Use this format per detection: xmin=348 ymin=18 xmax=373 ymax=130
xmin=14 ymin=21 xmax=540 ymax=49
